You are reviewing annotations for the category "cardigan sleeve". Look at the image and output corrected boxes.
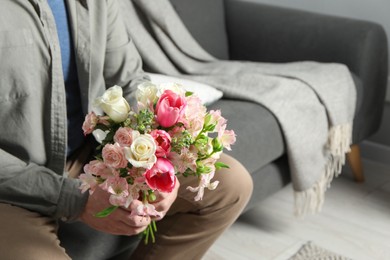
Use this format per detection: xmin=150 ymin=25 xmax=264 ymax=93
xmin=0 ymin=149 xmax=88 ymax=221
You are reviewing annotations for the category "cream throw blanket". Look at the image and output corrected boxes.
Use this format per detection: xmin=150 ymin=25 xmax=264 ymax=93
xmin=118 ymin=0 xmax=357 ymax=216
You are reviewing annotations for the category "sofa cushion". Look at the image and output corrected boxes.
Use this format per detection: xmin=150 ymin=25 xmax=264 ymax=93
xmin=146 ymin=73 xmax=223 ymax=105
xmin=169 ymin=0 xmax=229 ymax=60
xmin=208 ymin=71 xmax=363 ymax=174
xmin=208 ymin=99 xmax=285 ymax=174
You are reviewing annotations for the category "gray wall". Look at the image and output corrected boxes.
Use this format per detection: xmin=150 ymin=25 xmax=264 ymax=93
xmin=250 ymin=0 xmax=390 ymax=149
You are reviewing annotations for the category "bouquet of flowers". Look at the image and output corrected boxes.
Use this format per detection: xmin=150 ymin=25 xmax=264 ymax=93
xmin=79 ymin=82 xmax=236 ymax=243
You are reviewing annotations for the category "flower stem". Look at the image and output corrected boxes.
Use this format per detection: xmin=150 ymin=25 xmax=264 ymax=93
xmin=143 ymin=221 xmax=157 ymax=244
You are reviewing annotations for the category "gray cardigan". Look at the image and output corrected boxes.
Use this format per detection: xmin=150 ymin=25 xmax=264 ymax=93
xmin=0 ymin=0 xmax=148 ymax=221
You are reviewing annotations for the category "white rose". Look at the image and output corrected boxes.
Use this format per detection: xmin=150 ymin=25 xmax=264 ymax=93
xmin=136 ymin=82 xmax=158 ymax=106
xmin=95 ymin=85 xmax=130 ymax=123
xmin=124 ymin=131 xmax=157 ymax=169
xmin=157 ymin=82 xmax=186 ymax=97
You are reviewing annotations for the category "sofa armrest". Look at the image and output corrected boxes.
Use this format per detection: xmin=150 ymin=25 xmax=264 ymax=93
xmin=225 ymin=0 xmax=388 ymax=142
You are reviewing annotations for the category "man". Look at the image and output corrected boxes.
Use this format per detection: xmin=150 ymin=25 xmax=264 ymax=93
xmin=0 ymin=1 xmax=253 ymax=259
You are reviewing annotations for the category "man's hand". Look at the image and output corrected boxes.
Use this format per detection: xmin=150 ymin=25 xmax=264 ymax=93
xmin=80 ymin=187 xmax=151 ymax=236
xmin=79 ymin=177 xmax=180 ymax=235
xmin=151 ymin=176 xmax=180 ymax=221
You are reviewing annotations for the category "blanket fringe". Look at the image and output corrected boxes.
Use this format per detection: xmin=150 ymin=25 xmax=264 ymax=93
xmin=294 ymin=123 xmax=352 ymax=217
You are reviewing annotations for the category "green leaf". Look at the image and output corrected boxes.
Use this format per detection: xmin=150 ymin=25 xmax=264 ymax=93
xmin=212 ymin=138 xmax=223 ymax=152
xmin=185 ymin=91 xmax=193 ymax=97
xmin=203 ymin=123 xmax=216 ymax=132
xmin=215 ymin=162 xmax=230 ymax=170
xmin=94 ymin=205 xmax=119 ymax=218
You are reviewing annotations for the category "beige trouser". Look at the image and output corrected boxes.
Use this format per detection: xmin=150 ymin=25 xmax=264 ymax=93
xmin=0 ymin=146 xmax=253 ymax=260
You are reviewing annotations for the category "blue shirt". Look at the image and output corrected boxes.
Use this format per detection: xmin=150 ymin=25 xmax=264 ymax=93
xmin=48 ymin=0 xmax=85 ymax=156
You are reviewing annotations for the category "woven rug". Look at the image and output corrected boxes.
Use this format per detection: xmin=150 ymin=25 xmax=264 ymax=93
xmin=289 ymin=242 xmax=352 ymax=260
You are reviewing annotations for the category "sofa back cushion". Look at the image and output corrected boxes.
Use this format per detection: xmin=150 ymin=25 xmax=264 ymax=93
xmin=169 ymin=0 xmax=229 ymax=59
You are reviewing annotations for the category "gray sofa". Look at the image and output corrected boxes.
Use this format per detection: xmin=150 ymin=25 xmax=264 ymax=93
xmin=168 ymin=0 xmax=389 ymax=211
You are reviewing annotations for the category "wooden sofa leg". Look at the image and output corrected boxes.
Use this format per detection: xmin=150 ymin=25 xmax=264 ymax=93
xmin=346 ymin=144 xmax=365 ymax=182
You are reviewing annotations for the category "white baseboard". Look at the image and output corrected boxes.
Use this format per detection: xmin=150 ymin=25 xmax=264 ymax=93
xmin=360 ymin=140 xmax=390 ymax=167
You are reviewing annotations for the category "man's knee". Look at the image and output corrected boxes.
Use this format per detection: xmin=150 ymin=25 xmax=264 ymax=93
xmin=216 ymin=154 xmax=253 ymax=207
xmin=0 ymin=204 xmax=70 ymax=260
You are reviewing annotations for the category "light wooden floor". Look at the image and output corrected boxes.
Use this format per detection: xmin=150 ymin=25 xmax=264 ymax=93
xmin=204 ymin=158 xmax=390 ymax=260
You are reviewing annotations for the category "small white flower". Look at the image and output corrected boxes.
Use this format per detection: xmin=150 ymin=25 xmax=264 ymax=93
xmin=92 ymin=129 xmax=109 ymax=144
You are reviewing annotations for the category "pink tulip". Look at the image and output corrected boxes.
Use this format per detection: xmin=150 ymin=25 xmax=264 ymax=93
xmin=150 ymin=129 xmax=171 ymax=157
xmin=144 ymin=158 xmax=176 ymax=193
xmin=155 ymin=90 xmax=187 ymax=128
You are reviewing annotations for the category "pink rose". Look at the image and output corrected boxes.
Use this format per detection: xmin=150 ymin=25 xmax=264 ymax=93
xmin=102 ymin=143 xmax=128 ymax=169
xmin=155 ymin=90 xmax=187 ymax=128
xmin=144 ymin=158 xmax=176 ymax=193
xmin=114 ymin=127 xmax=133 ymax=147
xmin=150 ymin=129 xmax=171 ymax=157
xmin=82 ymin=112 xmax=98 ymax=135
